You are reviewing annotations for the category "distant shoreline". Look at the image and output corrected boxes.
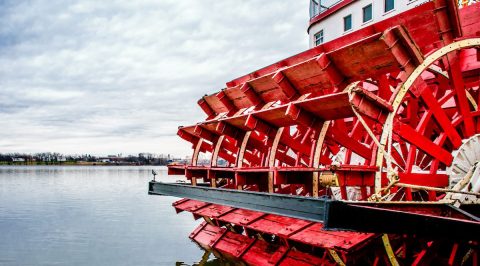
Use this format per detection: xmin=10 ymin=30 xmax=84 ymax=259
xmin=0 ymin=162 xmax=168 ymax=166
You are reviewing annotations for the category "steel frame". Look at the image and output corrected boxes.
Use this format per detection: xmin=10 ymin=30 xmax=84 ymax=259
xmin=149 ymin=181 xmax=480 ymax=239
xmin=149 ymin=181 xmax=329 ymax=222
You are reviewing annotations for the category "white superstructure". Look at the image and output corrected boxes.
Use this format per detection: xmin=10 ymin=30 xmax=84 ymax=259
xmin=307 ymin=0 xmax=431 ymax=48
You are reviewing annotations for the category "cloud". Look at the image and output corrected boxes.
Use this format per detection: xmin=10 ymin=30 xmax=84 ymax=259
xmin=0 ymin=0 xmax=309 ymax=156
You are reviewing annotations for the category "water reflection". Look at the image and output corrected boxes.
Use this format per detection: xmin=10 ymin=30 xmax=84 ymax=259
xmin=0 ymin=165 xmax=218 ymax=266
xmin=177 ymin=249 xmax=240 ymax=266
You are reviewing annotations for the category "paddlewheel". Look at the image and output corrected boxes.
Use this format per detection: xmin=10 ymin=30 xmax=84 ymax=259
xmin=151 ymin=1 xmax=480 ymax=265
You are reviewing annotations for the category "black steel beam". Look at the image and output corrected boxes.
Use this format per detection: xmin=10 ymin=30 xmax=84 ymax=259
xmin=325 ymin=201 xmax=480 ymax=240
xmin=149 ymin=181 xmax=329 ymax=222
xmin=149 ymin=181 xmax=480 ymax=240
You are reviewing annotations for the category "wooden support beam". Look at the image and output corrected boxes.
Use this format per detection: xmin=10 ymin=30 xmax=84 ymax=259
xmin=211 ymin=135 xmax=225 ymax=167
xmin=381 ymin=26 xmax=423 ymax=73
xmin=349 ymin=87 xmax=392 ymax=123
xmin=275 ymin=149 xmax=297 ymax=166
xmin=329 ymin=126 xmax=371 ymax=160
xmin=448 ymin=53 xmax=475 ymax=137
xmin=192 ymin=139 xmax=204 ymax=167
xmin=198 ymin=97 xmax=216 ymax=118
xmin=178 ymin=128 xmax=199 ymax=144
xmin=240 ymin=83 xmax=263 ymax=106
xmin=272 ymin=71 xmax=298 ymax=100
xmin=285 ymin=103 xmax=318 ymax=128
xmin=316 ymin=53 xmax=346 ymax=89
xmin=419 ymin=85 xmax=463 ymax=148
xmin=280 ymin=132 xmax=312 ymax=156
xmin=216 ymin=121 xmax=241 ymax=139
xmin=397 ymin=172 xmax=449 ymax=187
xmin=236 ymin=131 xmax=252 ymax=168
xmin=394 ymin=122 xmax=453 ymax=165
xmin=377 ymin=74 xmax=392 ymax=99
xmin=433 ymin=0 xmax=462 ymax=44
xmin=216 ymin=90 xmax=237 ymax=113
xmin=199 ymin=140 xmax=213 ymax=154
xmin=218 ymin=150 xmax=236 ymax=165
xmin=193 ymin=125 xmax=216 ymax=142
xmin=245 ymin=114 xmax=275 ymax=135
xmin=268 ymin=128 xmax=284 ymax=167
xmin=194 ymin=124 xmax=240 ymax=153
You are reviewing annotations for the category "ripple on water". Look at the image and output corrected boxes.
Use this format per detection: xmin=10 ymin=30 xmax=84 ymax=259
xmin=0 ymin=166 xmax=210 ymax=266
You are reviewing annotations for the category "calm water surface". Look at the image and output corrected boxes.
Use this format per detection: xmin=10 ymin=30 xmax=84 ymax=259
xmin=0 ymin=166 xmax=219 ymax=266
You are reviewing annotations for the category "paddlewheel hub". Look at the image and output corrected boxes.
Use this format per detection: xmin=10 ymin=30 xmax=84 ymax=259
xmin=449 ymin=134 xmax=480 ymax=186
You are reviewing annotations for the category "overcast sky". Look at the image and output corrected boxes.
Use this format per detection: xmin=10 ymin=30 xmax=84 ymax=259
xmin=0 ymin=0 xmax=310 ymax=157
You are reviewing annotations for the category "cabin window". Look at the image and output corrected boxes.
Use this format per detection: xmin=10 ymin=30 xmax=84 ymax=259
xmin=363 ymin=4 xmax=372 ymax=22
xmin=385 ymin=0 xmax=394 ymax=12
xmin=314 ymin=30 xmax=324 ymax=46
xmin=343 ymin=14 xmax=352 ymax=32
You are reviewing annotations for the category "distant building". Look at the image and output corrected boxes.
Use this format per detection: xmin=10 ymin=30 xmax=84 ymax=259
xmin=139 ymin=153 xmax=154 ymax=159
xmin=12 ymin=157 xmax=25 ymax=162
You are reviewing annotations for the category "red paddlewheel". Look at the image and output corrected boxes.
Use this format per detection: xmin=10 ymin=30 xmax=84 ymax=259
xmin=190 ymin=222 xmax=335 ymax=266
xmin=161 ymin=1 xmax=480 ymax=265
xmin=180 ymin=200 xmax=375 ymax=265
xmin=173 ymin=198 xmax=479 ymax=265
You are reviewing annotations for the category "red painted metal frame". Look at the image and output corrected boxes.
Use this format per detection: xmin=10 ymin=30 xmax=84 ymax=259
xmin=191 ymin=222 xmax=333 ymax=265
xmin=178 ymin=198 xmax=375 ymax=265
xmin=164 ymin=1 xmax=480 ymax=264
xmin=172 ymin=1 xmax=480 ymax=199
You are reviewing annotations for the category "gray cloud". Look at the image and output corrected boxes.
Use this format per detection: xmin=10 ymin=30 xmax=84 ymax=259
xmin=0 ymin=0 xmax=309 ymax=156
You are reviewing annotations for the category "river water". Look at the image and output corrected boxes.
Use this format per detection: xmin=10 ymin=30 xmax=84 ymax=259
xmin=0 ymin=166 xmax=219 ymax=266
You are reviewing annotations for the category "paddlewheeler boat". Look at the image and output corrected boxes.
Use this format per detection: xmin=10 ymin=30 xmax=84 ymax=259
xmin=150 ymin=0 xmax=480 ymax=264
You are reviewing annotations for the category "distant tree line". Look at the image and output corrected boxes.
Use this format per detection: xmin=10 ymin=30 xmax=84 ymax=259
xmin=0 ymin=152 xmax=183 ymax=166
